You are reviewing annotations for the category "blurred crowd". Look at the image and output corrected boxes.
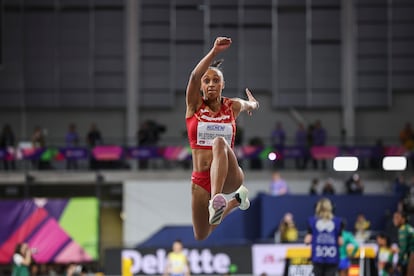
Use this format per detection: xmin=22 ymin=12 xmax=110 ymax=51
xmin=0 ymin=119 xmax=413 ymax=172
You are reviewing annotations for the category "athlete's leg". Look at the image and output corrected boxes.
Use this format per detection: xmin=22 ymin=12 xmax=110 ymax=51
xmin=191 ymin=184 xmax=239 ymax=240
xmin=210 ymin=136 xmax=244 ymax=195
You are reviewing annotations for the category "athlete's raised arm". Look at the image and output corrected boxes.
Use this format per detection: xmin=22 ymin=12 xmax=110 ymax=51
xmin=185 ymin=37 xmax=232 ymax=117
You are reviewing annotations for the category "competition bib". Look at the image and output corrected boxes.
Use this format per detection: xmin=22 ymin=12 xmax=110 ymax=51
xmin=197 ymin=122 xmax=233 ymax=146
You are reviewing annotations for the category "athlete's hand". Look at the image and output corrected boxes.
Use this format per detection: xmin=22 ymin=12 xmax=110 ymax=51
xmin=245 ymin=88 xmax=259 ymax=116
xmin=213 ymin=37 xmax=232 ymax=54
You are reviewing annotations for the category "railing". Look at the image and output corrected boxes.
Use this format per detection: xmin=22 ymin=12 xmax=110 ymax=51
xmin=0 ymin=144 xmax=411 ymax=171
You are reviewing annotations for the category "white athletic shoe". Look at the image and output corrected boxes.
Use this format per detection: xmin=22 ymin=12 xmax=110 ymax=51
xmin=235 ymin=185 xmax=250 ymax=210
xmin=208 ymin=193 xmax=227 ymax=225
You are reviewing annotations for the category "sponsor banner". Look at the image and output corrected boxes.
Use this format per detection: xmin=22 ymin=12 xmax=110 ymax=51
xmin=127 ymin=146 xmax=160 ymax=159
xmin=252 ymin=244 xmax=377 ymax=276
xmin=284 ymin=258 xmax=313 ymax=276
xmin=92 ymin=145 xmax=123 ymax=160
xmin=252 ymin=244 xmax=306 ymax=276
xmin=106 ymin=246 xmax=252 ymax=275
xmin=310 ymin=146 xmax=339 ymax=159
xmin=59 ymin=147 xmax=89 ymax=160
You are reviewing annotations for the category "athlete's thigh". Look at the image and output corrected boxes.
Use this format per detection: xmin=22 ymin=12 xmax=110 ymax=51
xmin=222 ymin=146 xmax=244 ymax=194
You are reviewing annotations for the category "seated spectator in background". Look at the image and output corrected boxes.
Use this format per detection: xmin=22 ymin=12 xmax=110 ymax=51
xmin=376 ymin=232 xmax=396 ymax=276
xmin=0 ymin=123 xmax=16 ymax=170
xmin=309 ymin=178 xmax=320 ymax=195
xmin=269 ymin=171 xmax=289 ymax=196
xmin=400 ymin=122 xmax=414 ymax=151
xmin=65 ymin=123 xmax=80 ymax=170
xmin=354 ymin=213 xmax=371 ymax=243
xmin=345 ymin=173 xmax=364 ymax=195
xmin=275 ymin=212 xmax=299 ymax=243
xmin=322 ymin=178 xmax=336 ymax=195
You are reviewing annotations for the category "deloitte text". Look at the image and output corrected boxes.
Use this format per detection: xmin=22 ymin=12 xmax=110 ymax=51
xmin=122 ymin=248 xmax=232 ymax=275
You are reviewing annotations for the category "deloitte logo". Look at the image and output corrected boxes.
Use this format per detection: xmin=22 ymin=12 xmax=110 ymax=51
xmin=122 ymin=248 xmax=232 ymax=274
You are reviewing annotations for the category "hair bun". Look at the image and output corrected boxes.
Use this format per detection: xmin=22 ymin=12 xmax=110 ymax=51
xmin=210 ymin=59 xmax=224 ymax=68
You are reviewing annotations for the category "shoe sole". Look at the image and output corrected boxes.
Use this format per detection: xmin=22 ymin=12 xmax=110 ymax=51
xmin=209 ymin=194 xmax=227 ymax=225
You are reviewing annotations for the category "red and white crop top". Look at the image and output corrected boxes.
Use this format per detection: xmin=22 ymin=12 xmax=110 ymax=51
xmin=186 ymin=97 xmax=236 ymax=150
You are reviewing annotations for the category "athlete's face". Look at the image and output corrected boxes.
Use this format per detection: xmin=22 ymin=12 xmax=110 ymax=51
xmin=201 ymin=68 xmax=224 ymax=101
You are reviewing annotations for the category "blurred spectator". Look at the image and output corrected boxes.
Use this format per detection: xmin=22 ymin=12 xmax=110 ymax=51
xmin=65 ymin=123 xmax=79 ymax=147
xmin=86 ymin=123 xmax=103 ymax=170
xmin=249 ymin=136 xmax=264 ymax=170
xmin=31 ymin=126 xmax=46 ymax=149
xmin=137 ymin=120 xmax=166 ymax=169
xmin=269 ymin=171 xmax=289 ymax=196
xmin=276 ymin=212 xmax=299 ymax=243
xmin=370 ymin=138 xmax=385 ymax=170
xmin=270 ymin=121 xmax=286 ymax=169
xmin=340 ymin=128 xmax=347 ymax=148
xmin=295 ymin=122 xmax=307 ymax=170
xmin=312 ymin=120 xmax=327 ymax=170
xmin=354 ymin=213 xmax=371 ymax=243
xmin=322 ymin=178 xmax=336 ymax=195
xmin=375 ymin=232 xmax=397 ymax=276
xmin=402 ymin=177 xmax=414 ymax=215
xmin=12 ymin=242 xmax=32 ymax=276
xmin=86 ymin=123 xmax=103 ymax=147
xmin=309 ymin=178 xmax=320 ymax=195
xmin=0 ymin=123 xmax=16 ymax=170
xmin=393 ymin=174 xmax=409 ymax=200
xmin=338 ymin=223 xmax=359 ymax=276
xmin=138 ymin=120 xmax=166 ymax=146
xmin=345 ymin=173 xmax=364 ymax=195
xmin=235 ymin=123 xmax=244 ymax=146
xmin=65 ymin=123 xmax=80 ymax=170
xmin=164 ymin=239 xmax=190 ymax=276
xmin=31 ymin=126 xmax=51 ymax=170
xmin=393 ymin=210 xmax=414 ymax=276
xmin=400 ymin=122 xmax=414 ymax=151
xmin=304 ymin=198 xmax=343 ymax=276
xmin=64 ymin=263 xmax=83 ymax=276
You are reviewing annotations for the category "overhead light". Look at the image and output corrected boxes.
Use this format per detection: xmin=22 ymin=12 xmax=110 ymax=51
xmin=382 ymin=156 xmax=407 ymax=171
xmin=333 ymin=156 xmax=359 ymax=171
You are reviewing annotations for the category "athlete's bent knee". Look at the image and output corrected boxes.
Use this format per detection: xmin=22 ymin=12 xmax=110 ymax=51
xmin=212 ymin=136 xmax=228 ymax=150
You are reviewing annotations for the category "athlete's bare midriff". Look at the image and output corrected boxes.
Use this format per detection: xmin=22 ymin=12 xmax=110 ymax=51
xmin=191 ymin=148 xmax=213 ymax=172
